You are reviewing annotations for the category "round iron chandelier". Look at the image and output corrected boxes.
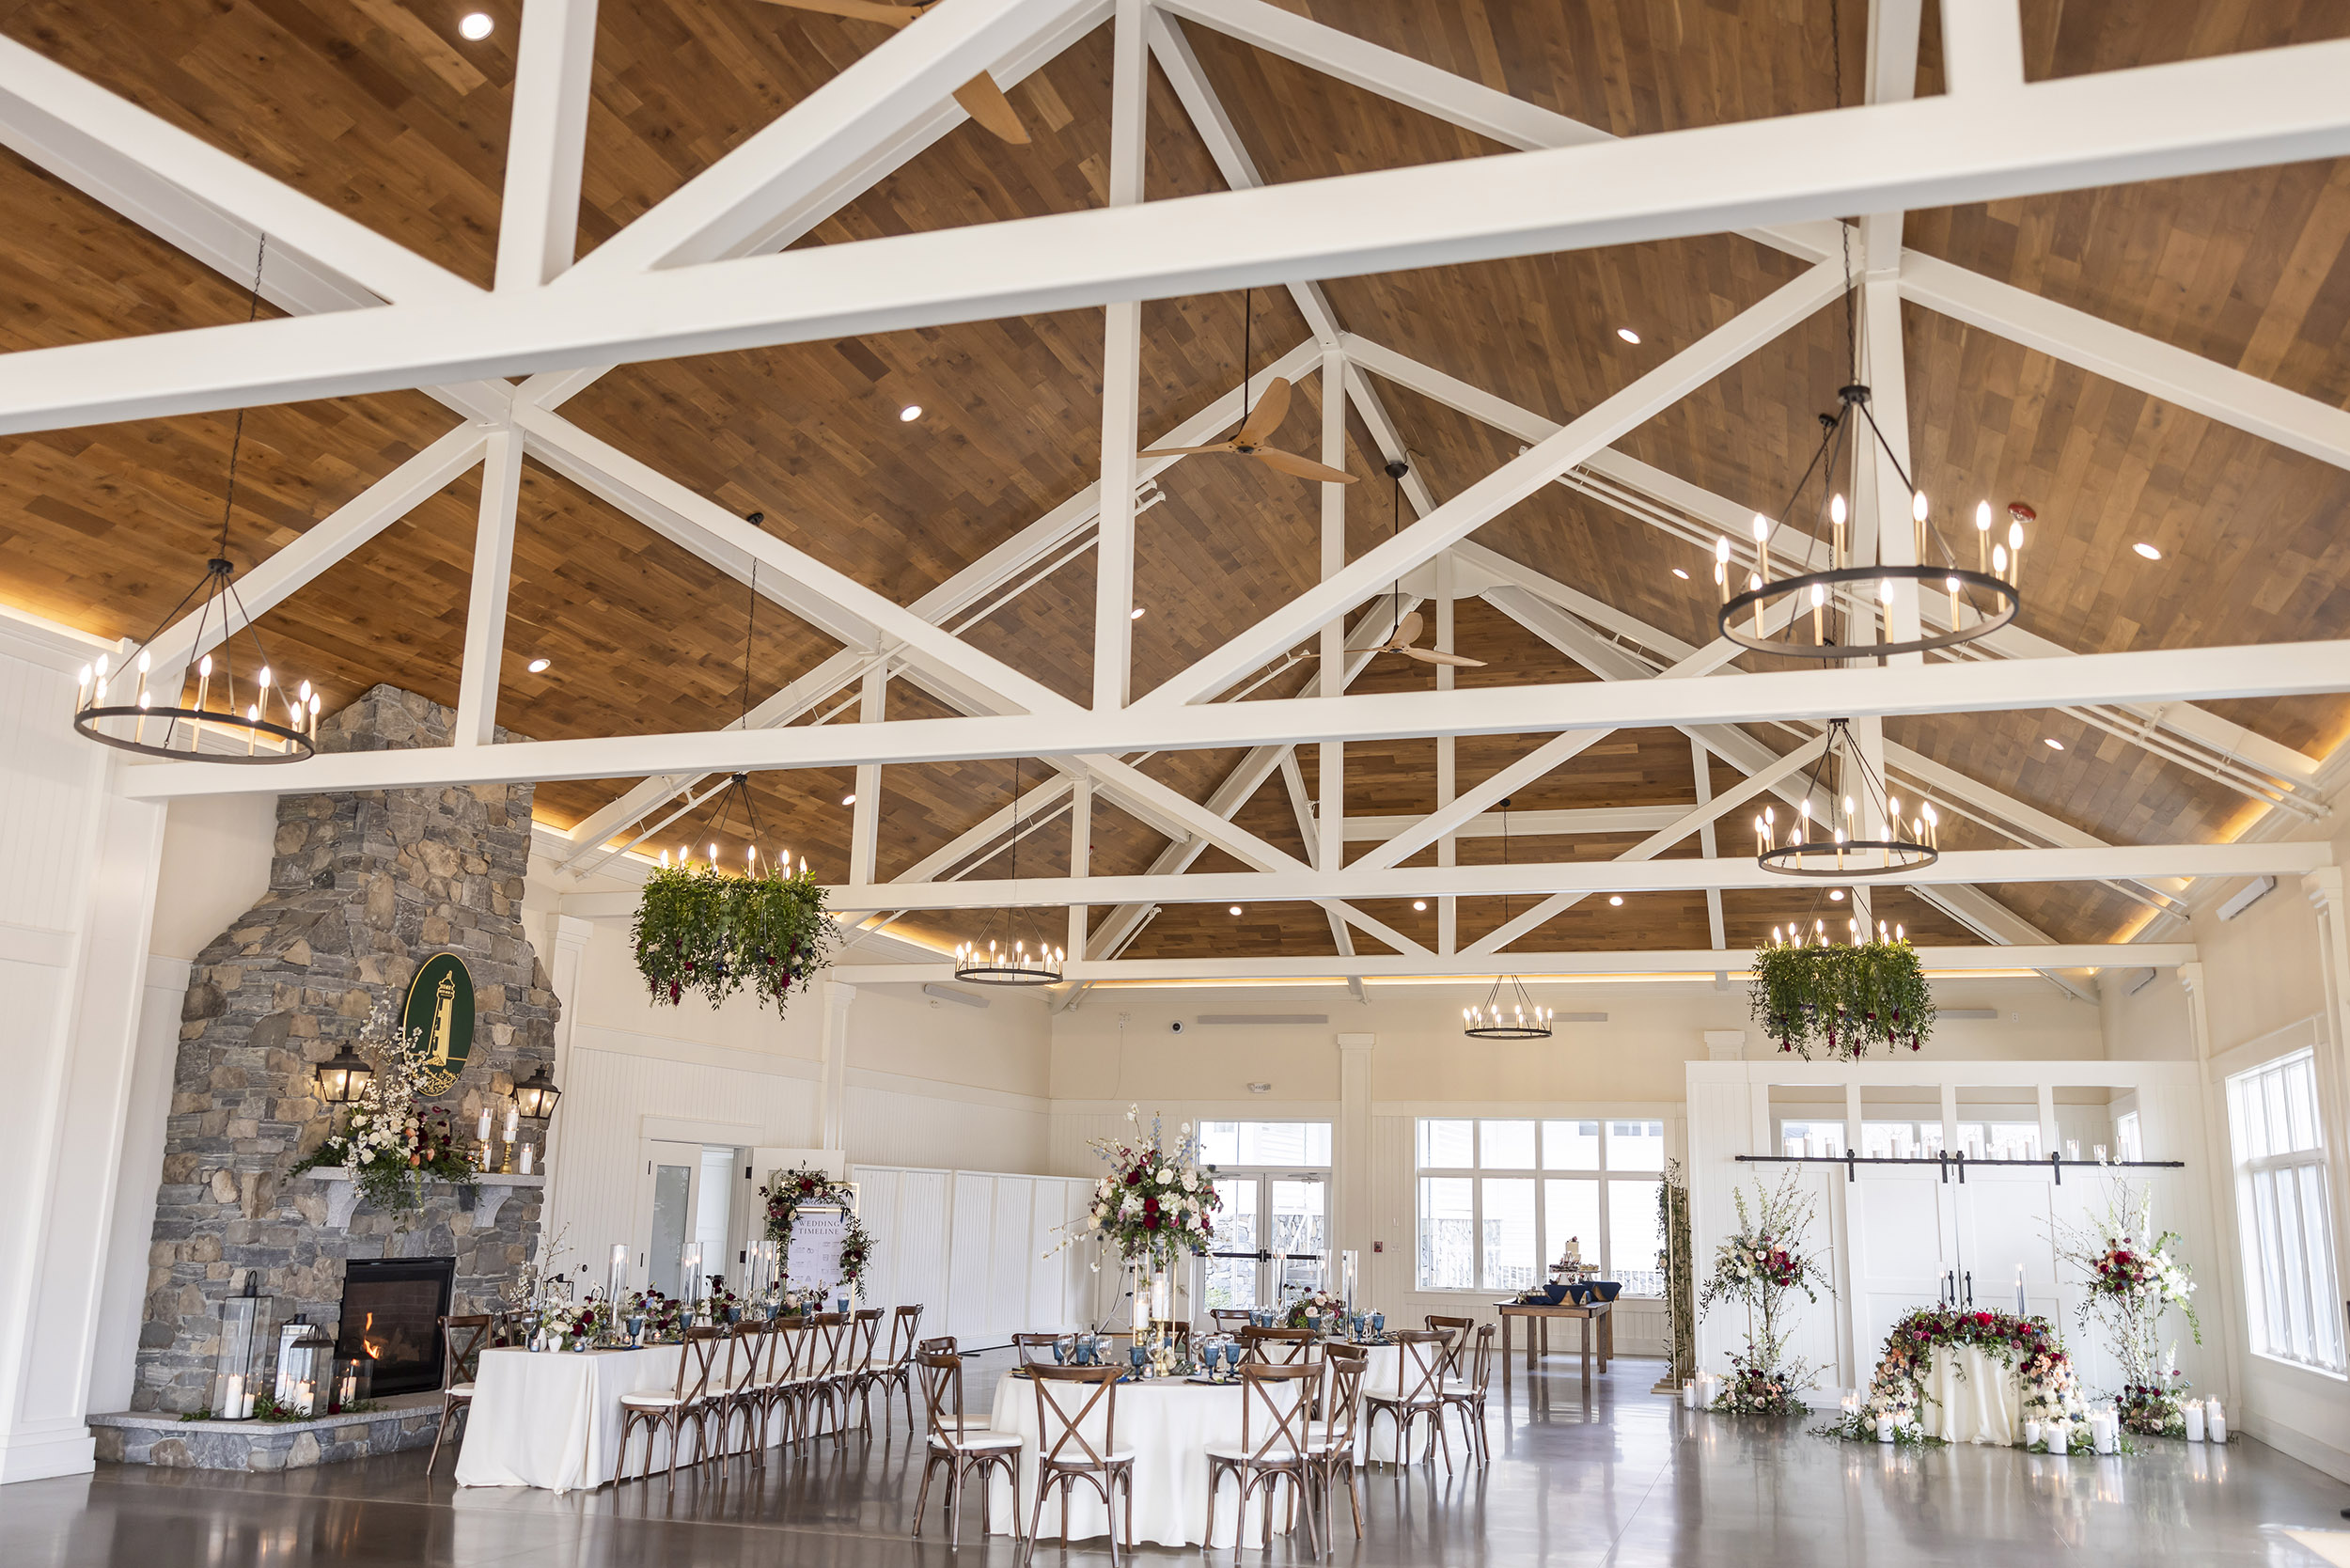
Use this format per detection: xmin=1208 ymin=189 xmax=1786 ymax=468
xmin=1752 ymin=718 xmax=1938 ymax=878
xmin=954 ymin=757 xmax=1065 ymax=986
xmin=72 ymin=236 xmax=319 ymax=764
xmin=1463 ymin=797 xmax=1553 ymax=1039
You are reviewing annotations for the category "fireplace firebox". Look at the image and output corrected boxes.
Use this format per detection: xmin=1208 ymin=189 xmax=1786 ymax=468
xmin=335 ymin=1257 xmax=456 ymax=1397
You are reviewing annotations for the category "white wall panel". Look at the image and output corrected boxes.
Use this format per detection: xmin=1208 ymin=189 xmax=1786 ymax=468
xmin=948 ymin=1173 xmax=997 ymax=1339
xmin=844 ymin=1078 xmax=1047 ymax=1173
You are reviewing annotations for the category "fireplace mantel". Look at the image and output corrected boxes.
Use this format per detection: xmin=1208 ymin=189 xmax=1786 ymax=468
xmin=302 ymin=1168 xmax=546 ymax=1229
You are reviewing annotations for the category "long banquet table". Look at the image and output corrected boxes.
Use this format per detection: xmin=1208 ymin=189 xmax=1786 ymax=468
xmin=982 ymin=1343 xmax=1409 ymax=1549
xmin=455 ymin=1344 xmax=693 ymax=1493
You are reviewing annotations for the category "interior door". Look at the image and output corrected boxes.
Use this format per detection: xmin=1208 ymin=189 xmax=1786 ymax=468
xmin=637 ymin=1138 xmax=704 ymax=1297
xmin=1848 ymin=1162 xmax=1958 ymax=1362
xmin=1266 ymin=1176 xmax=1328 ymax=1301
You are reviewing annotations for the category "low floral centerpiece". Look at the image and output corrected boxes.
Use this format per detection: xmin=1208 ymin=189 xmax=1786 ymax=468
xmin=291 ymin=996 xmax=478 ymax=1212
xmin=2056 ymin=1183 xmax=2201 ymax=1435
xmin=1286 ymin=1290 xmax=1344 ymax=1332
xmin=1699 ymin=1171 xmax=1832 ymax=1415
xmin=760 ymin=1164 xmax=874 ymax=1301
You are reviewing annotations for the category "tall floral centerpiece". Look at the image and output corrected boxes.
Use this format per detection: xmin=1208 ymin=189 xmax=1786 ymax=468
xmin=760 ymin=1165 xmax=873 ymax=1302
xmin=1070 ymin=1107 xmax=1222 ymax=1368
xmin=1699 ymin=1171 xmax=1833 ymax=1414
xmin=2055 ymin=1182 xmax=2201 ymax=1435
xmin=291 ymin=996 xmax=478 ymax=1212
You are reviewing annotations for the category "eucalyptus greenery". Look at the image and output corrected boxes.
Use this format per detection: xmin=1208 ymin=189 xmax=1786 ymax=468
xmin=632 ymin=863 xmax=837 ymax=1017
xmin=1748 ymin=936 xmax=1936 ymax=1059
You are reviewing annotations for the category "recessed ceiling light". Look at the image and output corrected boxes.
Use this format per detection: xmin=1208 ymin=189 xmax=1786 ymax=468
xmin=458 ymin=11 xmax=494 ymax=39
xmin=2133 ymin=541 xmax=2162 ymax=560
xmin=1829 ymin=889 xmax=1845 ymax=902
xmin=1229 ymin=905 xmax=1244 ymax=917
xmin=2044 ymin=737 xmax=2065 ymax=750
xmin=525 ymin=656 xmax=551 ymax=673
xmin=1607 ymin=895 xmax=1623 ymax=906
xmin=841 ymin=792 xmax=857 ymax=805
xmin=899 ymin=404 xmax=922 ymax=422
xmin=1670 ymin=567 xmax=1689 ymax=580
xmin=1412 ymin=900 xmax=1427 ymax=911
xmin=1617 ymin=327 xmax=1641 ymax=344
xmin=1129 ymin=605 xmax=1146 ymax=619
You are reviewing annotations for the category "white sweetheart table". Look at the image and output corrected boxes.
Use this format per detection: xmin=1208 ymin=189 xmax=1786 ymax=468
xmin=983 ymin=1344 xmax=1409 ymax=1548
xmin=1916 ymin=1344 xmax=2025 ymax=1445
xmin=455 ymin=1344 xmax=692 ymax=1493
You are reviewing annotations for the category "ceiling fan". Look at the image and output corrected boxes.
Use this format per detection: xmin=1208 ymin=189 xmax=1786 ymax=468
xmin=1296 ymin=461 xmax=1484 ymax=669
xmin=754 ymin=0 xmax=1030 ymax=144
xmin=1139 ymin=290 xmax=1356 ymax=485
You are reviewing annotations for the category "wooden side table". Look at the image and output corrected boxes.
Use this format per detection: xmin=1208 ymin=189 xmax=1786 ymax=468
xmin=1496 ymin=1301 xmax=1614 ymax=1397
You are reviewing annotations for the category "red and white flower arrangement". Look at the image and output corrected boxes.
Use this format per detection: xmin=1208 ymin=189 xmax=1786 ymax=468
xmin=1066 ymin=1105 xmax=1224 ymax=1270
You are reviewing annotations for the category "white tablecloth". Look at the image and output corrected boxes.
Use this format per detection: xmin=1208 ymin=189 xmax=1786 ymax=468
xmin=455 ymin=1345 xmax=691 ymax=1492
xmin=1917 ymin=1345 xmax=2022 ymax=1446
xmin=983 ymin=1344 xmax=1410 ymax=1548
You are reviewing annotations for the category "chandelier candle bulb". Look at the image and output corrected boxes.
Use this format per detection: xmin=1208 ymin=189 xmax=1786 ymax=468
xmin=1715 ymin=536 xmax=1731 ymax=604
xmin=1752 ymin=513 xmax=1770 ymax=585
xmin=1976 ymin=499 xmax=1993 ymax=576
xmin=1749 ymin=573 xmax=1763 ymax=636
xmin=194 ymin=654 xmax=211 ymax=741
xmin=1811 ymin=580 xmax=1825 ymax=643
xmin=1913 ymin=490 xmax=1929 ymax=563
xmin=1831 ymin=494 xmax=1847 ymax=571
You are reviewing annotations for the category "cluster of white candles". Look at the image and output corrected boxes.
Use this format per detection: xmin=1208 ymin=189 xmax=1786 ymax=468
xmin=1764 ymin=917 xmax=1906 ymax=948
xmin=954 ymin=936 xmax=1066 ymax=975
xmin=1752 ymin=792 xmax=1939 ymax=866
xmin=659 ymin=842 xmax=807 ymax=877
xmin=1464 ymin=998 xmax=1555 ymax=1030
xmin=76 ymin=652 xmax=321 ymax=753
xmin=1712 ymin=494 xmax=2025 ymax=638
xmin=1681 ymin=1372 xmax=1721 ymax=1409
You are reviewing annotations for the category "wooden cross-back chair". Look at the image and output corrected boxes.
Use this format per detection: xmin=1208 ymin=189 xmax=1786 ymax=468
xmin=1023 ymin=1365 xmax=1136 ymax=1568
xmin=425 ymin=1313 xmax=494 ymax=1476
xmin=1424 ymin=1314 xmax=1476 ymax=1377
xmin=1204 ymin=1361 xmax=1321 ymax=1556
xmin=860 ymin=1303 xmax=925 ymax=1433
xmin=1363 ymin=1329 xmax=1453 ymax=1473
xmin=618 ymin=1326 xmax=723 ymax=1486
xmin=1438 ymin=1323 xmax=1497 ymax=1467
xmin=804 ymin=1311 xmax=852 ymax=1444
xmin=1239 ymin=1325 xmax=1318 ymax=1367
xmin=1313 ymin=1344 xmax=1371 ymax=1542
xmin=912 ymin=1350 xmax=1021 ymax=1545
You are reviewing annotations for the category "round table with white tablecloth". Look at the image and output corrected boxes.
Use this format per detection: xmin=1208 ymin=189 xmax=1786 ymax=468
xmin=454 ymin=1344 xmax=692 ymax=1493
xmin=982 ymin=1343 xmax=1408 ymax=1549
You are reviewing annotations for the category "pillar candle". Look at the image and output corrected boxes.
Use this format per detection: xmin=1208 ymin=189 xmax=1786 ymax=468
xmin=478 ymin=1108 xmax=493 ymax=1143
xmin=519 ymin=1141 xmax=533 ymax=1174
xmin=1876 ymin=1414 xmax=1895 ymax=1443
xmin=1683 ymin=1379 xmax=1698 ymax=1409
xmin=2206 ymin=1400 xmax=2226 ymax=1443
xmin=222 ymin=1374 xmax=243 ymax=1420
xmin=506 ymin=1105 xmax=519 ymax=1141
xmin=2023 ymin=1419 xmax=2041 ymax=1449
xmin=2182 ymin=1401 xmax=2205 ymax=1442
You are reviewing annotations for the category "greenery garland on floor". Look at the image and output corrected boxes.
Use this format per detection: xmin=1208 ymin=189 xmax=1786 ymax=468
xmin=633 ymin=862 xmax=836 ymax=1016
xmin=1749 ymin=934 xmax=1937 ymax=1058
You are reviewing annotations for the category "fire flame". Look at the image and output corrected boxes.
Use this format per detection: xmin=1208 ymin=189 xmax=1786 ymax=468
xmin=361 ymin=1311 xmax=383 ymax=1360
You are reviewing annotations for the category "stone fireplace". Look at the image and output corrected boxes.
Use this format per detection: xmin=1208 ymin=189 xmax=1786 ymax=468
xmin=129 ymin=685 xmax=558 ymax=1422
xmin=335 ymin=1257 xmax=456 ymax=1399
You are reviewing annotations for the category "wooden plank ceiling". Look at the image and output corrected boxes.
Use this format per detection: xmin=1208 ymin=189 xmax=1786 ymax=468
xmin=0 ymin=0 xmax=2345 ymax=962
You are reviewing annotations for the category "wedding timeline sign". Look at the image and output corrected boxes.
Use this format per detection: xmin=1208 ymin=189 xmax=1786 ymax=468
xmin=787 ymin=1205 xmax=850 ymax=1296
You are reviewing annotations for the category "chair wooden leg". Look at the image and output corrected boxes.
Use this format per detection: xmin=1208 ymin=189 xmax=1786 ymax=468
xmin=912 ymin=1451 xmax=937 ymax=1537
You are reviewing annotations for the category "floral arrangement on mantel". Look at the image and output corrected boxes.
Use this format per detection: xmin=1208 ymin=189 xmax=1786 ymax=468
xmin=2057 ymin=1182 xmax=2201 ymax=1435
xmin=1749 ymin=932 xmax=1937 ymax=1059
xmin=1699 ymin=1171 xmax=1833 ymax=1415
xmin=1063 ymin=1106 xmax=1224 ymax=1272
xmin=291 ymin=996 xmax=478 ymax=1212
xmin=761 ymin=1165 xmax=874 ymax=1301
xmin=633 ymin=861 xmax=837 ymax=1017
xmin=1818 ymin=1307 xmax=2086 ymax=1450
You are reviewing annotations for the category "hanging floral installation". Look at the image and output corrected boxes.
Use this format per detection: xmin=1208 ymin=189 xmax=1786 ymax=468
xmin=2055 ymin=1181 xmax=2201 ymax=1436
xmin=291 ymin=996 xmax=478 ymax=1212
xmin=1061 ymin=1106 xmax=1224 ymax=1271
xmin=1818 ymin=1307 xmax=2088 ymax=1450
xmin=633 ymin=856 xmax=836 ymax=1016
xmin=1749 ymin=931 xmax=1937 ymax=1058
xmin=1699 ymin=1171 xmax=1834 ymax=1415
xmin=760 ymin=1165 xmax=875 ymax=1301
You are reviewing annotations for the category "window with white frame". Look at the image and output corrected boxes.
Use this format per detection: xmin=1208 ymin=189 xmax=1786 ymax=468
xmin=1196 ymin=1121 xmax=1332 ymax=1168
xmin=1415 ymin=1118 xmax=1667 ymax=1297
xmin=2226 ymin=1048 xmax=2345 ymax=1375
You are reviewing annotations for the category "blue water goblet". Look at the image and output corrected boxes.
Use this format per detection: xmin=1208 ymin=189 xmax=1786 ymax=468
xmin=1130 ymin=1343 xmax=1146 ymax=1374
xmin=1052 ymin=1337 xmax=1066 ymax=1364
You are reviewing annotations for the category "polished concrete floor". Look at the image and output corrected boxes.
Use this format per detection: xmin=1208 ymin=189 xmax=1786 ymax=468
xmin=8 ymin=1354 xmax=2348 ymax=1566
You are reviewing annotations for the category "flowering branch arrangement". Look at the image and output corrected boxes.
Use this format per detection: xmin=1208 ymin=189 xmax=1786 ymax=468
xmin=633 ymin=862 xmax=837 ymax=1018
xmin=291 ymin=996 xmax=478 ymax=1212
xmin=1749 ymin=934 xmax=1936 ymax=1058
xmin=1064 ymin=1106 xmax=1223 ymax=1272
xmin=2055 ymin=1182 xmax=2201 ymax=1435
xmin=1699 ymin=1172 xmax=1832 ymax=1415
xmin=760 ymin=1165 xmax=873 ymax=1300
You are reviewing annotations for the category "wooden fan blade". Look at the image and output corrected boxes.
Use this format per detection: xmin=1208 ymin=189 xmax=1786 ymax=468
xmin=1250 ymin=446 xmax=1358 ymax=484
xmin=1392 ymin=610 xmax=1424 ymax=648
xmin=1235 ymin=376 xmax=1292 ymax=446
xmin=1398 ymin=647 xmax=1487 ymax=667
xmin=755 ymin=0 xmax=923 ymax=26
xmin=1137 ymin=443 xmax=1238 ymax=458
xmin=952 ymin=71 xmax=1029 ymax=144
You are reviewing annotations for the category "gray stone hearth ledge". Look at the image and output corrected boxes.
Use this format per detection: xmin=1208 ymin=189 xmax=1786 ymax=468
xmin=89 ymin=1392 xmax=445 ymax=1470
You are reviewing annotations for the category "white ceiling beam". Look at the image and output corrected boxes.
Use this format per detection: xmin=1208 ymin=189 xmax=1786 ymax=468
xmin=1342 ymin=806 xmax=1696 ymax=840
xmin=137 ymin=423 xmax=487 ymax=684
xmin=453 ymin=430 xmax=525 ymax=746
xmin=118 ymin=634 xmax=2350 ymax=799
xmin=785 ymin=839 xmax=2332 ymax=912
xmin=566 ymin=0 xmax=1102 ymax=279
xmin=1145 ymin=262 xmax=1843 ymax=709
xmin=1900 ymin=250 xmax=2350 ymax=474
xmin=22 ymin=37 xmax=2350 ymax=430
xmin=1091 ymin=0 xmax=1149 ymax=712
xmin=0 ymin=35 xmax=479 ymax=308
xmin=495 ymin=0 xmax=601 ymax=291
xmin=821 ymin=942 xmax=2198 ymax=985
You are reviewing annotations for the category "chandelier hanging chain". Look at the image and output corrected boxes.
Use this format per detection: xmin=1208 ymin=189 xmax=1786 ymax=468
xmin=954 ymin=753 xmax=1065 ymax=985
